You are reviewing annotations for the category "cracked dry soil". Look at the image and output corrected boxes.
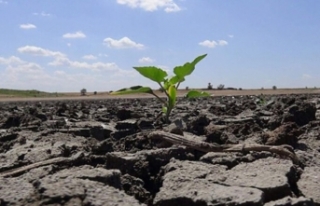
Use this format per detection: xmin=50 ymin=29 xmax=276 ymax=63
xmin=0 ymin=94 xmax=320 ymax=206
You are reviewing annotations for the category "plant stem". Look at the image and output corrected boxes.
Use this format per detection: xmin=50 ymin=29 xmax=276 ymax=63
xmin=150 ymin=92 xmax=168 ymax=106
xmin=165 ymin=106 xmax=172 ymax=123
xmin=158 ymin=82 xmax=169 ymax=97
xmin=176 ymin=82 xmax=181 ymax=90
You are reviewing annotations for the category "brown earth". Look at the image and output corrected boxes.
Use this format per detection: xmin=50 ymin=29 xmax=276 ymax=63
xmin=0 ymin=92 xmax=320 ymax=205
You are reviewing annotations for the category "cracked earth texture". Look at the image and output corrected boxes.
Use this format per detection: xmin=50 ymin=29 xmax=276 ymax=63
xmin=0 ymin=93 xmax=320 ymax=206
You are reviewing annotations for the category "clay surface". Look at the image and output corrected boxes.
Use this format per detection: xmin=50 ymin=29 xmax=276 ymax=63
xmin=0 ymin=94 xmax=319 ymax=205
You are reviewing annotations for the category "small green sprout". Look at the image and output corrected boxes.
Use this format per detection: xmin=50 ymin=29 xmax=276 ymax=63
xmin=257 ymin=94 xmax=267 ymax=106
xmin=111 ymin=54 xmax=210 ymax=122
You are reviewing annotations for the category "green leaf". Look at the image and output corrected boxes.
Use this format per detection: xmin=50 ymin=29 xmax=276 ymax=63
xmin=173 ymin=63 xmax=192 ymax=78
xmin=173 ymin=54 xmax=207 ymax=78
xmin=192 ymin=53 xmax=207 ymax=66
xmin=111 ymin=86 xmax=153 ymax=95
xmin=168 ymin=85 xmax=177 ymax=107
xmin=163 ymin=79 xmax=170 ymax=90
xmin=168 ymin=75 xmax=184 ymax=85
xmin=133 ymin=66 xmax=168 ymax=83
xmin=185 ymin=90 xmax=210 ymax=98
xmin=162 ymin=106 xmax=167 ymax=114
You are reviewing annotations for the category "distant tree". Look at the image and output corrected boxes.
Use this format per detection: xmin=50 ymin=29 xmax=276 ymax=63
xmin=239 ymin=88 xmax=242 ymax=90
xmin=185 ymin=86 xmax=189 ymax=90
xmin=272 ymin=85 xmax=277 ymax=90
xmin=261 ymin=87 xmax=264 ymax=90
xmin=80 ymin=88 xmax=87 ymax=96
xmin=207 ymin=83 xmax=213 ymax=90
xmin=94 ymin=91 xmax=97 ymax=95
xmin=217 ymin=84 xmax=225 ymax=90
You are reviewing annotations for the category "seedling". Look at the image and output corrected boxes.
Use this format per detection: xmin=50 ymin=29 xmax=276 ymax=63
xmin=257 ymin=94 xmax=267 ymax=106
xmin=111 ymin=54 xmax=210 ymax=123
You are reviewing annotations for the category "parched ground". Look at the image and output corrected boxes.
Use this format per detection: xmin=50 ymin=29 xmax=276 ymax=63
xmin=0 ymin=90 xmax=320 ymax=205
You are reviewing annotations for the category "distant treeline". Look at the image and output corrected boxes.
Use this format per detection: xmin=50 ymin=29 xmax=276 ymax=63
xmin=0 ymin=88 xmax=60 ymax=97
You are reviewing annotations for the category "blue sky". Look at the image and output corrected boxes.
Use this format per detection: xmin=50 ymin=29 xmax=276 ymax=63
xmin=0 ymin=0 xmax=319 ymax=92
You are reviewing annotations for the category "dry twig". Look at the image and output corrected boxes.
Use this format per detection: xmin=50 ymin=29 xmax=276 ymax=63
xmin=0 ymin=152 xmax=84 ymax=178
xmin=149 ymin=131 xmax=300 ymax=165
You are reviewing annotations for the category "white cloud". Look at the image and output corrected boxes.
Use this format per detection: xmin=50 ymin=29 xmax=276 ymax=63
xmin=0 ymin=0 xmax=8 ymax=4
xmin=199 ymin=40 xmax=218 ymax=48
xmin=17 ymin=46 xmax=66 ymax=58
xmin=110 ymin=69 xmax=137 ymax=78
xmin=54 ymin=70 xmax=66 ymax=75
xmin=0 ymin=56 xmax=43 ymax=76
xmin=33 ymin=12 xmax=51 ymax=16
xmin=62 ymin=31 xmax=86 ymax=39
xmin=0 ymin=55 xmax=141 ymax=92
xmin=199 ymin=39 xmax=228 ymax=48
xmin=218 ymin=40 xmax=228 ymax=46
xmin=117 ymin=0 xmax=181 ymax=12
xmin=20 ymin=24 xmax=36 ymax=29
xmin=302 ymin=74 xmax=312 ymax=79
xmin=0 ymin=57 xmax=42 ymax=86
xmin=67 ymin=43 xmax=71 ymax=47
xmin=0 ymin=56 xmax=49 ymax=88
xmin=48 ymin=56 xmax=119 ymax=72
xmin=228 ymin=35 xmax=234 ymax=38
xmin=82 ymin=55 xmax=97 ymax=60
xmin=98 ymin=53 xmax=108 ymax=57
xmin=0 ymin=56 xmax=25 ymax=65
xmin=139 ymin=57 xmax=154 ymax=63
xmin=5 ymin=62 xmax=43 ymax=74
xmin=103 ymin=37 xmax=145 ymax=49
xmin=47 ymin=70 xmax=139 ymax=92
xmin=17 ymin=46 xmax=117 ymax=72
